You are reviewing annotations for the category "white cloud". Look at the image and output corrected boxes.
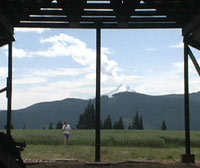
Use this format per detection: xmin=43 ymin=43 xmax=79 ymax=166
xmin=14 ymin=77 xmax=47 ymax=85
xmin=135 ymin=72 xmax=184 ymax=95
xmin=2 ymin=33 xmax=122 ymax=86
xmin=3 ymin=46 xmax=28 ymax=58
xmin=173 ymin=59 xmax=200 ymax=75
xmin=135 ymin=59 xmax=200 ymax=95
xmin=13 ymin=86 xmax=72 ymax=110
xmin=12 ymin=76 xmax=96 ymax=109
xmin=30 ymin=34 xmax=96 ymax=67
xmin=170 ymin=42 xmax=184 ymax=48
xmin=118 ymin=74 xmax=141 ymax=82
xmin=29 ymin=33 xmax=121 ymax=83
xmin=14 ymin=28 xmax=48 ymax=34
xmin=9 ymin=67 xmax=141 ymax=109
xmin=13 ymin=48 xmax=27 ymax=58
xmin=32 ymin=68 xmax=86 ymax=77
xmin=0 ymin=67 xmax=7 ymax=78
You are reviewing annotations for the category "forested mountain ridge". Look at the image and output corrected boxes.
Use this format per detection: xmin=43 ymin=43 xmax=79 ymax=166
xmin=0 ymin=91 xmax=200 ymax=130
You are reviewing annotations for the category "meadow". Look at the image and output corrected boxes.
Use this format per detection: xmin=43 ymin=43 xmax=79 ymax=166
xmin=3 ymin=129 xmax=200 ymax=162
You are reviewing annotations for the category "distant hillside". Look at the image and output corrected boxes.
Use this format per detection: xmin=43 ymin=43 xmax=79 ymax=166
xmin=0 ymin=91 xmax=200 ymax=130
xmin=0 ymin=98 xmax=90 ymax=129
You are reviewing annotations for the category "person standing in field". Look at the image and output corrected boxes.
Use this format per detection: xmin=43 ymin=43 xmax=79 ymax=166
xmin=62 ymin=121 xmax=72 ymax=145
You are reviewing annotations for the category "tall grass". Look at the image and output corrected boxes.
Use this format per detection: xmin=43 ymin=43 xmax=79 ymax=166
xmin=6 ymin=129 xmax=200 ymax=148
xmin=2 ymin=129 xmax=200 ymax=161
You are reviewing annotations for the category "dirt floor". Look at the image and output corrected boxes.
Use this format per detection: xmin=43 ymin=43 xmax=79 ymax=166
xmin=26 ymin=160 xmax=200 ymax=168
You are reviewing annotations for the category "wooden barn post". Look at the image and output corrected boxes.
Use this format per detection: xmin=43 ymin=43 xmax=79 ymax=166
xmin=95 ymin=27 xmax=101 ymax=162
xmin=181 ymin=41 xmax=195 ymax=163
xmin=7 ymin=36 xmax=13 ymax=135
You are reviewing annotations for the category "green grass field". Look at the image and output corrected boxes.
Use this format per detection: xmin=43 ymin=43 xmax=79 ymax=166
xmin=2 ymin=129 xmax=200 ymax=161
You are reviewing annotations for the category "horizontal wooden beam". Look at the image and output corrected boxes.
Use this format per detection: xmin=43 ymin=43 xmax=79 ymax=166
xmin=15 ymin=22 xmax=181 ymax=29
xmin=25 ymin=16 xmax=177 ymax=23
xmin=25 ymin=9 xmax=196 ymax=17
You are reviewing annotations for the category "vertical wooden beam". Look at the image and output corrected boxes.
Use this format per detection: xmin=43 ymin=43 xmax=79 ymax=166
xmin=95 ymin=27 xmax=101 ymax=162
xmin=6 ymin=36 xmax=13 ymax=135
xmin=184 ymin=43 xmax=190 ymax=155
xmin=181 ymin=42 xmax=195 ymax=163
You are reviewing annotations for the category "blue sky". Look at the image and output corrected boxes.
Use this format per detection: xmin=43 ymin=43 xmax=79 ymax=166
xmin=0 ymin=28 xmax=199 ymax=109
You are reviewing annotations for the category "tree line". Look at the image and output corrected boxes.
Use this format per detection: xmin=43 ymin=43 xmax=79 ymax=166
xmin=3 ymin=102 xmax=167 ymax=130
xmin=76 ymin=103 xmax=142 ymax=130
xmin=75 ymin=102 xmax=167 ymax=130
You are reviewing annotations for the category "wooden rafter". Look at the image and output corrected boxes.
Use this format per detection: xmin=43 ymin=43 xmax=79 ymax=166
xmin=0 ymin=7 xmax=13 ymax=35
xmin=183 ymin=15 xmax=200 ymax=36
xmin=0 ymin=0 xmax=198 ymax=30
xmin=0 ymin=0 xmax=197 ymax=28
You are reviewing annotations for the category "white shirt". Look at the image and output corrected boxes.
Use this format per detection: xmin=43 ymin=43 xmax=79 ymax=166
xmin=62 ymin=124 xmax=71 ymax=134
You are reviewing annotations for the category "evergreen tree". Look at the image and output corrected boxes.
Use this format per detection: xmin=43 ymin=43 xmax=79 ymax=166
xmin=56 ymin=120 xmax=63 ymax=129
xmin=88 ymin=103 xmax=96 ymax=129
xmin=132 ymin=111 xmax=144 ymax=130
xmin=76 ymin=102 xmax=96 ymax=129
xmin=22 ymin=124 xmax=26 ymax=129
xmin=113 ymin=121 xmax=118 ymax=129
xmin=161 ymin=120 xmax=167 ymax=130
xmin=77 ymin=113 xmax=84 ymax=129
xmin=103 ymin=114 xmax=112 ymax=129
xmin=139 ymin=116 xmax=144 ymax=130
xmin=48 ymin=121 xmax=53 ymax=129
xmin=113 ymin=117 xmax=124 ymax=129
xmin=118 ymin=117 xmax=124 ymax=129
xmin=132 ymin=111 xmax=140 ymax=129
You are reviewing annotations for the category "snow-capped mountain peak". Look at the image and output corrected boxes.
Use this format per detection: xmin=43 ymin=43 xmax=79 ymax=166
xmin=115 ymin=84 xmax=131 ymax=93
xmin=105 ymin=84 xmax=136 ymax=98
